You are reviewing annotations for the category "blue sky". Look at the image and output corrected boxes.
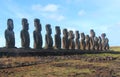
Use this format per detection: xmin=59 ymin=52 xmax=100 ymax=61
xmin=0 ymin=0 xmax=120 ymax=48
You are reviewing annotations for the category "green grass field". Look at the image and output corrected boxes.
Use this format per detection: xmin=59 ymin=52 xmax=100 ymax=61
xmin=110 ymin=46 xmax=120 ymax=51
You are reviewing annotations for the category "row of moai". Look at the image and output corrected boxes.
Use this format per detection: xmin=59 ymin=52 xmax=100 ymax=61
xmin=5 ymin=18 xmax=109 ymax=51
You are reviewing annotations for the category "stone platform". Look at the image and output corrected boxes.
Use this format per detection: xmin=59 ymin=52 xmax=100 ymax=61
xmin=0 ymin=48 xmax=119 ymax=57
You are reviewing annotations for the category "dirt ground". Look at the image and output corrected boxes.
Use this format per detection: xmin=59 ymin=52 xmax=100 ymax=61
xmin=0 ymin=54 xmax=120 ymax=77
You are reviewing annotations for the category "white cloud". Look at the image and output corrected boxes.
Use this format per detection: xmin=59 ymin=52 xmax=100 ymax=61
xmin=32 ymin=4 xmax=65 ymax=21
xmin=32 ymin=4 xmax=59 ymax=12
xmin=44 ymin=4 xmax=59 ymax=12
xmin=48 ymin=14 xmax=65 ymax=21
xmin=78 ymin=10 xmax=86 ymax=16
xmin=42 ymin=13 xmax=65 ymax=21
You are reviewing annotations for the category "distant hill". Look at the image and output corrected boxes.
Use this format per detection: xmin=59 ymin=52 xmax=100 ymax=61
xmin=110 ymin=46 xmax=120 ymax=51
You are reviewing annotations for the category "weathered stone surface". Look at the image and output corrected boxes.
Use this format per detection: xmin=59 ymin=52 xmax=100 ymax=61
xmin=101 ymin=33 xmax=106 ymax=50
xmin=80 ymin=32 xmax=86 ymax=50
xmin=94 ymin=36 xmax=99 ymax=50
xmin=85 ymin=35 xmax=90 ymax=50
xmin=45 ymin=24 xmax=53 ymax=49
xmin=54 ymin=26 xmax=61 ymax=49
xmin=5 ymin=19 xmax=15 ymax=48
xmin=33 ymin=18 xmax=42 ymax=49
xmin=90 ymin=29 xmax=95 ymax=50
xmin=68 ymin=30 xmax=75 ymax=49
xmin=105 ymin=37 xmax=109 ymax=50
xmin=98 ymin=36 xmax=102 ymax=51
xmin=20 ymin=18 xmax=30 ymax=48
xmin=75 ymin=31 xmax=80 ymax=49
xmin=62 ymin=29 xmax=69 ymax=49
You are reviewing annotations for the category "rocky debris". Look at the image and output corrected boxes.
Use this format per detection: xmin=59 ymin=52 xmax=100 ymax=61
xmin=85 ymin=56 xmax=117 ymax=62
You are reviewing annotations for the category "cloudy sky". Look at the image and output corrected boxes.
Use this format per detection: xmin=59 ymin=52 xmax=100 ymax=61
xmin=0 ymin=0 xmax=120 ymax=48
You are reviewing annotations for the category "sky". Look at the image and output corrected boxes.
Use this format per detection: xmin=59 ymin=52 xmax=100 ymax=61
xmin=0 ymin=0 xmax=120 ymax=48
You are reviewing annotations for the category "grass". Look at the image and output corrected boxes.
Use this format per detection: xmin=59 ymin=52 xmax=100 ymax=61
xmin=0 ymin=46 xmax=120 ymax=77
xmin=110 ymin=46 xmax=120 ymax=51
xmin=6 ymin=60 xmax=95 ymax=77
xmin=0 ymin=57 xmax=116 ymax=77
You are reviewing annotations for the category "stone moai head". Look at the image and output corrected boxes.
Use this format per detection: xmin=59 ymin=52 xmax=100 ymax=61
xmin=94 ymin=36 xmax=98 ymax=42
xmin=55 ymin=26 xmax=61 ymax=35
xmin=85 ymin=35 xmax=90 ymax=40
xmin=81 ymin=32 xmax=85 ymax=40
xmin=101 ymin=33 xmax=106 ymax=38
xmin=90 ymin=29 xmax=95 ymax=37
xmin=63 ymin=29 xmax=68 ymax=38
xmin=34 ymin=18 xmax=41 ymax=31
xmin=69 ymin=30 xmax=74 ymax=39
xmin=22 ymin=18 xmax=29 ymax=30
xmin=106 ymin=38 xmax=109 ymax=43
xmin=98 ymin=36 xmax=102 ymax=41
xmin=75 ymin=31 xmax=80 ymax=39
xmin=46 ymin=24 xmax=52 ymax=35
xmin=7 ymin=19 xmax=14 ymax=31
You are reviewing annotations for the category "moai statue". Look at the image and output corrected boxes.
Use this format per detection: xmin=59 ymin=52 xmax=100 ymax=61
xmin=45 ymin=24 xmax=53 ymax=49
xmin=85 ymin=35 xmax=90 ymax=50
xmin=5 ymin=19 xmax=15 ymax=48
xmin=75 ymin=31 xmax=80 ymax=49
xmin=68 ymin=30 xmax=75 ymax=49
xmin=20 ymin=18 xmax=30 ymax=48
xmin=80 ymin=32 xmax=86 ymax=50
xmin=94 ymin=36 xmax=99 ymax=50
xmin=33 ymin=18 xmax=42 ymax=49
xmin=101 ymin=33 xmax=106 ymax=50
xmin=54 ymin=26 xmax=61 ymax=49
xmin=90 ymin=29 xmax=95 ymax=50
xmin=98 ymin=36 xmax=102 ymax=51
xmin=62 ymin=29 xmax=69 ymax=49
xmin=105 ymin=37 xmax=109 ymax=50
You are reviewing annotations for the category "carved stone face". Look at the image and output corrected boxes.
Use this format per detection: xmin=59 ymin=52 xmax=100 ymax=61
xmin=90 ymin=29 xmax=95 ymax=37
xmin=34 ymin=19 xmax=41 ymax=31
xmin=22 ymin=18 xmax=29 ymax=30
xmin=85 ymin=35 xmax=89 ymax=40
xmin=63 ymin=29 xmax=68 ymax=38
xmin=105 ymin=38 xmax=109 ymax=43
xmin=98 ymin=36 xmax=102 ymax=41
xmin=7 ymin=19 xmax=13 ymax=31
xmin=69 ymin=30 xmax=74 ymax=39
xmin=75 ymin=31 xmax=79 ymax=39
xmin=46 ymin=24 xmax=52 ymax=35
xmin=81 ymin=33 xmax=85 ymax=40
xmin=55 ymin=26 xmax=61 ymax=35
xmin=101 ymin=33 xmax=106 ymax=38
xmin=94 ymin=36 xmax=98 ymax=42
xmin=26 ymin=24 xmax=29 ymax=30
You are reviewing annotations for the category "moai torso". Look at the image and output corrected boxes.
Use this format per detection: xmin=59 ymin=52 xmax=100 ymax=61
xmin=20 ymin=18 xmax=30 ymax=48
xmin=75 ymin=31 xmax=80 ymax=49
xmin=68 ymin=30 xmax=75 ymax=49
xmin=105 ymin=38 xmax=109 ymax=50
xmin=90 ymin=29 xmax=95 ymax=50
xmin=62 ymin=29 xmax=69 ymax=49
xmin=94 ymin=36 xmax=99 ymax=50
xmin=5 ymin=19 xmax=15 ymax=48
xmin=33 ymin=18 xmax=42 ymax=49
xmin=85 ymin=35 xmax=90 ymax=50
xmin=80 ymin=32 xmax=86 ymax=50
xmin=45 ymin=24 xmax=53 ymax=49
xmin=101 ymin=33 xmax=106 ymax=50
xmin=54 ymin=26 xmax=61 ymax=49
xmin=98 ymin=36 xmax=102 ymax=51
